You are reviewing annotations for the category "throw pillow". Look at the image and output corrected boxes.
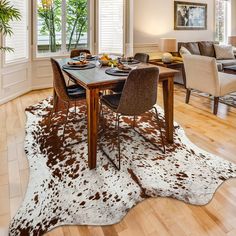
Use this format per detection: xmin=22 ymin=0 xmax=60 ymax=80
xmin=179 ymin=46 xmax=191 ymax=57
xmin=214 ymin=44 xmax=235 ymax=59
xmin=198 ymin=41 xmax=215 ymax=57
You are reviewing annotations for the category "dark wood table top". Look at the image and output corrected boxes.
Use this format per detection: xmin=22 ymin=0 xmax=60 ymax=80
xmin=59 ymin=58 xmax=179 ymax=89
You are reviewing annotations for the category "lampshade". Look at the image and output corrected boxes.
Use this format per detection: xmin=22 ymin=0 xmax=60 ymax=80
xmin=159 ymin=38 xmax=177 ymax=52
xmin=228 ymin=36 xmax=236 ymax=47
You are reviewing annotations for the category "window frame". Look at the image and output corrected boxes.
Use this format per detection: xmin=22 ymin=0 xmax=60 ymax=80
xmin=2 ymin=0 xmax=30 ymax=67
xmin=96 ymin=0 xmax=126 ymax=55
xmin=32 ymin=0 xmax=93 ymax=59
xmin=215 ymin=0 xmax=231 ymax=44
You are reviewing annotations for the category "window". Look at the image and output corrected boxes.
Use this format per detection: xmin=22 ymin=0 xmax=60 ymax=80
xmin=5 ymin=0 xmax=28 ymax=63
xmin=215 ymin=0 xmax=231 ymax=44
xmin=98 ymin=0 xmax=124 ymax=54
xmin=37 ymin=0 xmax=89 ymax=55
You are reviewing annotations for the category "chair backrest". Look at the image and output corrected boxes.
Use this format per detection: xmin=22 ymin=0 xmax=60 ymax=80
xmin=183 ymin=54 xmax=220 ymax=96
xmin=50 ymin=58 xmax=69 ymax=102
xmin=134 ymin=53 xmax=150 ymax=63
xmin=70 ymin=49 xmax=91 ymax=58
xmin=117 ymin=67 xmax=159 ymax=115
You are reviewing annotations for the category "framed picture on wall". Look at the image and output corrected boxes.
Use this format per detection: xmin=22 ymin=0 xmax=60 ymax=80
xmin=174 ymin=1 xmax=207 ymax=30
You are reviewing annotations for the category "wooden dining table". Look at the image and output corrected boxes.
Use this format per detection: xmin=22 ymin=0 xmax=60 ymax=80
xmin=58 ymin=58 xmax=179 ymax=169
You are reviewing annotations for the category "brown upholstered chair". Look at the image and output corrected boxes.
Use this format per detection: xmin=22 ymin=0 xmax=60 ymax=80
xmin=100 ymin=67 xmax=165 ymax=170
xmin=50 ymin=58 xmax=86 ymax=144
xmin=134 ymin=53 xmax=150 ymax=63
xmin=70 ymin=49 xmax=91 ymax=58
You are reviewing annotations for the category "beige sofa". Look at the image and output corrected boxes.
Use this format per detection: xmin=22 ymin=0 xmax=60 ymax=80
xmin=178 ymin=41 xmax=236 ymax=72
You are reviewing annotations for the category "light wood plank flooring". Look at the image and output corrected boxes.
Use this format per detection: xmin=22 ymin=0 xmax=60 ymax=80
xmin=0 ymin=85 xmax=236 ymax=236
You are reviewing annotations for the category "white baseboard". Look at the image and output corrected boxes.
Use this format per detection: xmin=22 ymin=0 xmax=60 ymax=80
xmin=0 ymin=85 xmax=53 ymax=105
xmin=0 ymin=88 xmax=31 ymax=105
xmin=31 ymin=84 xmax=52 ymax=91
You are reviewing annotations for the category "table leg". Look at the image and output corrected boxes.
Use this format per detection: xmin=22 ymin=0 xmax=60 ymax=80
xmin=162 ymin=77 xmax=174 ymax=143
xmin=86 ymin=88 xmax=100 ymax=169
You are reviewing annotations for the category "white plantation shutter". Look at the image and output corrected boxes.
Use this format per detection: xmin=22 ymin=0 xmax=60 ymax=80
xmin=5 ymin=0 xmax=28 ymax=63
xmin=98 ymin=0 xmax=124 ymax=54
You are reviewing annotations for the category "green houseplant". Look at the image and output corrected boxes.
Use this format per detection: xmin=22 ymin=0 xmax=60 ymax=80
xmin=0 ymin=0 xmax=21 ymax=51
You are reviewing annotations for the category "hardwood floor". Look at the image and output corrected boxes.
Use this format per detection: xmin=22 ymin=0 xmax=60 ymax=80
xmin=0 ymin=85 xmax=236 ymax=236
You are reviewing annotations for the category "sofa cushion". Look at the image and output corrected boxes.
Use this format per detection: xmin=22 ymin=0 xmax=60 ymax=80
xmin=214 ymin=44 xmax=235 ymax=59
xmin=217 ymin=63 xmax=223 ymax=71
xmin=179 ymin=46 xmax=191 ymax=56
xmin=217 ymin=59 xmax=236 ymax=68
xmin=178 ymin=42 xmax=201 ymax=55
xmin=219 ymin=72 xmax=236 ymax=96
xmin=198 ymin=41 xmax=215 ymax=57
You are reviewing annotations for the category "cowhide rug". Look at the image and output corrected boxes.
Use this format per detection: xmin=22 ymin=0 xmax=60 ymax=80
xmin=9 ymin=98 xmax=236 ymax=236
xmin=195 ymin=91 xmax=236 ymax=108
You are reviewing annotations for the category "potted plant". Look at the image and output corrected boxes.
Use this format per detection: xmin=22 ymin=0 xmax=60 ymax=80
xmin=0 ymin=0 xmax=21 ymax=51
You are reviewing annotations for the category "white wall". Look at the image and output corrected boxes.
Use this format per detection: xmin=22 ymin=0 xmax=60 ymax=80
xmin=133 ymin=0 xmax=215 ymax=45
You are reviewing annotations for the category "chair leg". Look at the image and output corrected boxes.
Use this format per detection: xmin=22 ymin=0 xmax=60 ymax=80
xmin=99 ymin=102 xmax=105 ymax=133
xmin=62 ymin=102 xmax=70 ymax=145
xmin=185 ymin=89 xmax=191 ymax=104
xmin=213 ymin=97 xmax=219 ymax=115
xmin=74 ymin=101 xmax=77 ymax=119
xmin=153 ymin=107 xmax=166 ymax=154
xmin=117 ymin=115 xmax=121 ymax=170
xmin=115 ymin=113 xmax=119 ymax=130
xmin=132 ymin=116 xmax=136 ymax=128
xmin=99 ymin=113 xmax=121 ymax=171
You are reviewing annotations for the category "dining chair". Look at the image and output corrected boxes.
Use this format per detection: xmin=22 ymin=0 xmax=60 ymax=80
xmin=70 ymin=49 xmax=91 ymax=59
xmin=50 ymin=58 xmax=86 ymax=145
xmin=134 ymin=53 xmax=150 ymax=63
xmin=183 ymin=54 xmax=236 ymax=115
xmin=100 ymin=67 xmax=165 ymax=170
xmin=111 ymin=53 xmax=150 ymax=94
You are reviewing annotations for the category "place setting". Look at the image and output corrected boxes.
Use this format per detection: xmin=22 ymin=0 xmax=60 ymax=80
xmin=105 ymin=62 xmax=135 ymax=76
xmin=120 ymin=56 xmax=140 ymax=65
xmin=72 ymin=52 xmax=97 ymax=61
xmin=62 ymin=60 xmax=96 ymax=70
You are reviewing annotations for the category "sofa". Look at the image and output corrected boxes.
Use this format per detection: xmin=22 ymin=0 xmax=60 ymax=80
xmin=178 ymin=41 xmax=236 ymax=72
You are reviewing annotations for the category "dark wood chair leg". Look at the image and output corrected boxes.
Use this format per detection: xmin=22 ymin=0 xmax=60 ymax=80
xmin=213 ymin=97 xmax=219 ymax=115
xmin=185 ymin=89 xmax=191 ymax=104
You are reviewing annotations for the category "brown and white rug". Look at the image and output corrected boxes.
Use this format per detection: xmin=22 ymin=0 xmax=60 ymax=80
xmin=195 ymin=91 xmax=236 ymax=108
xmin=9 ymin=98 xmax=236 ymax=236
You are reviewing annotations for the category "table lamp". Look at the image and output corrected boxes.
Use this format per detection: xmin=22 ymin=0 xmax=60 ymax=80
xmin=159 ymin=38 xmax=177 ymax=63
xmin=228 ymin=36 xmax=236 ymax=47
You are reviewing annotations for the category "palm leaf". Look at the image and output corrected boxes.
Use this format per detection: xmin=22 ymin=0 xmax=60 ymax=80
xmin=0 ymin=0 xmax=21 ymax=51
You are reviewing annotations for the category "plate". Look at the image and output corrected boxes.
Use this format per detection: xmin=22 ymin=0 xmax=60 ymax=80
xmin=73 ymin=56 xmax=96 ymax=61
xmin=105 ymin=68 xmax=130 ymax=76
xmin=62 ymin=63 xmax=96 ymax=70
xmin=67 ymin=62 xmax=89 ymax=67
xmin=114 ymin=68 xmax=131 ymax=73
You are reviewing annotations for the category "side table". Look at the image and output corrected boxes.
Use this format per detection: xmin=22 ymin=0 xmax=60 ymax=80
xmin=149 ymin=59 xmax=186 ymax=88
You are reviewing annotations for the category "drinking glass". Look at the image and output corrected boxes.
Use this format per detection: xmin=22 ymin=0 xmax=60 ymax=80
xmin=80 ymin=52 xmax=86 ymax=61
xmin=122 ymin=57 xmax=128 ymax=66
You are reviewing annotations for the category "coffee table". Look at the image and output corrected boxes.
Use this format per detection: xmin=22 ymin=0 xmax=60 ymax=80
xmin=224 ymin=65 xmax=236 ymax=74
